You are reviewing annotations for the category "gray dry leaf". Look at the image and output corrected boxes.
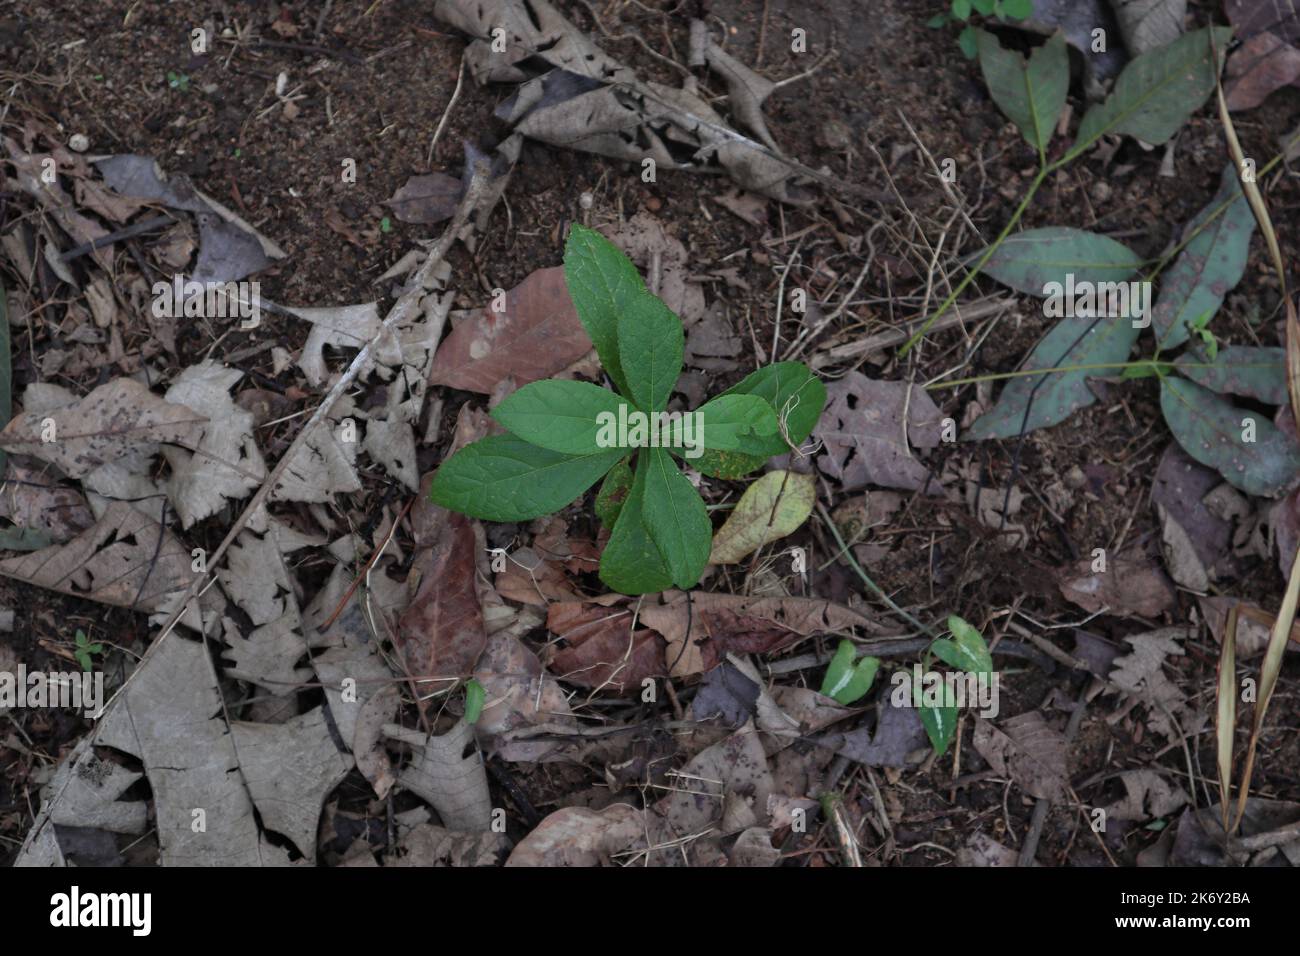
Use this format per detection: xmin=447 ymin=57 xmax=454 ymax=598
xmin=389 ymin=824 xmax=505 ymax=866
xmin=282 ymin=301 xmax=386 ymax=388
xmin=1058 ymin=555 xmax=1177 ymax=618
xmin=386 ymin=719 xmax=493 ymax=832
xmin=162 ymin=361 xmax=267 ymax=527
xmin=0 ymin=457 xmax=95 ymax=544
xmin=1112 ymin=0 xmax=1186 ymax=57
xmin=1105 ymin=769 xmax=1189 ymax=822
xmin=505 ymin=804 xmax=645 ymax=866
xmin=823 ymin=698 xmax=928 ymax=768
xmin=815 ymin=373 xmax=946 ymax=492
xmin=956 ymin=831 xmax=1019 ymax=867
xmin=972 ymin=712 xmax=1070 ymax=803
xmin=0 ymin=378 xmax=205 ymax=478
xmin=269 ymin=420 xmax=361 ymax=503
xmin=1109 ymin=627 xmax=1197 ymax=740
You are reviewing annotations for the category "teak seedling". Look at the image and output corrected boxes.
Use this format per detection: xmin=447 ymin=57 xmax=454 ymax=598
xmin=430 ymin=224 xmax=827 ymax=595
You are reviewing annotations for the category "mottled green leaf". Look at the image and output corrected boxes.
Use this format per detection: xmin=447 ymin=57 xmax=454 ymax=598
xmin=977 ymin=30 xmax=1069 ymax=154
xmin=594 ymin=456 xmax=634 ymax=528
xmin=914 ymin=676 xmax=959 ymax=756
xmin=1152 ymin=165 xmax=1255 ymax=350
xmin=820 ymin=640 xmax=881 ymax=705
xmin=977 ymin=227 xmax=1141 ymax=295
xmin=931 ymin=615 xmax=994 ymax=675
xmin=1160 ymin=376 xmax=1300 ymax=498
xmin=1176 ymin=346 xmax=1287 ymax=406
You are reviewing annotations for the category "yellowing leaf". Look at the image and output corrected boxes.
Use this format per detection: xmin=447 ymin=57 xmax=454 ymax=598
xmin=709 ymin=470 xmax=815 ymax=565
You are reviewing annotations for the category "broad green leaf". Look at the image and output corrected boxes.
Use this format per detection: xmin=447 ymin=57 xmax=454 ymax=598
xmin=977 ymin=30 xmax=1068 ymax=155
xmin=958 ymin=24 xmax=979 ymax=59
xmin=491 ymin=380 xmax=633 ymax=455
xmin=967 ymin=315 xmax=1141 ymax=439
xmin=931 ymin=615 xmax=994 ymax=675
xmin=1160 ymin=377 xmax=1300 ymax=498
xmin=594 ymin=456 xmax=634 ymax=528
xmin=914 ymin=676 xmax=959 ymax=756
xmin=1070 ymin=27 xmax=1232 ymax=156
xmin=599 ymin=456 xmax=673 ymax=594
xmin=971 ymin=0 xmax=996 ymax=14
xmin=1001 ymin=0 xmax=1032 ymax=17
xmin=1152 ymin=165 xmax=1255 ymax=350
xmin=430 ymin=435 xmax=622 ymax=522
xmin=820 ymin=639 xmax=881 ymax=705
xmin=564 ymin=223 xmax=644 ymax=397
xmin=640 ymin=448 xmax=711 ymax=588
xmin=693 ymin=362 xmax=827 ymax=477
xmin=695 ymin=393 xmax=779 ymax=453
xmin=617 ymin=293 xmax=683 ymax=413
xmin=977 ymin=227 xmax=1141 ymax=295
xmin=463 ymin=679 xmax=486 ymax=725
xmin=1176 ymin=346 xmax=1288 ymax=406
xmin=952 ymin=0 xmax=972 ymax=17
xmin=709 ymin=470 xmax=816 ymax=565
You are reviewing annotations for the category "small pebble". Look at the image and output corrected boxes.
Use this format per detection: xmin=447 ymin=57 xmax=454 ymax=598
xmin=645 ymin=195 xmax=662 ymax=212
xmin=68 ymin=133 xmax=89 ymax=152
xmin=578 ymin=191 xmax=593 ymax=210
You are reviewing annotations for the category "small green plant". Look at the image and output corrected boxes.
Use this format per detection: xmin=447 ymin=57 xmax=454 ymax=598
xmin=912 ymin=615 xmax=993 ymax=755
xmin=820 ymin=639 xmax=881 ymax=705
xmin=73 ymin=629 xmax=104 ymax=672
xmin=430 ymin=224 xmax=827 ymax=595
xmin=166 ymin=71 xmax=190 ymax=92
xmin=927 ymin=0 xmax=1034 ymax=59
xmin=463 ymin=678 xmax=486 ymax=725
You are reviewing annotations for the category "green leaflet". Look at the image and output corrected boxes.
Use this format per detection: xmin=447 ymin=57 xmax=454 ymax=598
xmin=976 ymin=227 xmax=1141 ymax=295
xmin=967 ymin=314 xmax=1142 ymax=439
xmin=914 ymin=675 xmax=959 ymax=757
xmin=640 ymin=448 xmax=711 ymax=589
xmin=491 ymin=379 xmax=633 ymax=455
xmin=1152 ymin=165 xmax=1255 ymax=350
xmin=820 ymin=639 xmax=881 ymax=706
xmin=594 ymin=456 xmax=634 ymax=528
xmin=463 ymin=679 xmax=486 ymax=725
xmin=693 ymin=362 xmax=826 ymax=478
xmin=930 ymin=615 xmax=994 ymax=675
xmin=618 ymin=292 xmax=683 ymax=414
xmin=1175 ymin=346 xmax=1288 ymax=406
xmin=694 ymin=393 xmax=779 ymax=453
xmin=1160 ymin=377 xmax=1300 ymax=499
xmin=564 ymin=223 xmax=644 ymax=398
xmin=977 ymin=30 xmax=1068 ymax=156
xmin=1069 ymin=27 xmax=1232 ymax=157
xmin=599 ymin=455 xmax=674 ymax=595
xmin=429 ymin=435 xmax=623 ymax=522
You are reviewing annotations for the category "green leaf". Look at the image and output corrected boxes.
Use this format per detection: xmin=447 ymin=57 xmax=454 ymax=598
xmin=1160 ymin=377 xmax=1300 ymax=498
xmin=820 ymin=640 xmax=881 ymax=705
xmin=618 ymin=292 xmax=683 ymax=413
xmin=694 ymin=393 xmax=779 ymax=453
xmin=967 ymin=315 xmax=1142 ymax=439
xmin=599 ymin=457 xmax=674 ymax=595
xmin=564 ymin=223 xmax=645 ymax=398
xmin=952 ymin=0 xmax=972 ymax=18
xmin=1070 ymin=27 xmax=1233 ymax=157
xmin=931 ymin=615 xmax=994 ymax=675
xmin=595 ymin=456 xmax=634 ymax=528
xmin=971 ymin=0 xmax=996 ymax=14
xmin=1152 ymin=166 xmax=1255 ymax=350
xmin=1001 ymin=0 xmax=1032 ymax=18
xmin=976 ymin=227 xmax=1141 ymax=295
xmin=491 ymin=380 xmax=633 ymax=455
xmin=693 ymin=362 xmax=827 ymax=478
xmin=958 ymin=24 xmax=979 ymax=58
xmin=0 ymin=526 xmax=52 ymax=551
xmin=977 ymin=30 xmax=1069 ymax=155
xmin=914 ymin=676 xmax=959 ymax=756
xmin=430 ymin=435 xmax=622 ymax=522
xmin=1176 ymin=346 xmax=1288 ymax=406
xmin=640 ymin=448 xmax=711 ymax=588
xmin=464 ymin=678 xmax=486 ymax=725
xmin=926 ymin=13 xmax=950 ymax=28
xmin=710 ymin=470 xmax=816 ymax=564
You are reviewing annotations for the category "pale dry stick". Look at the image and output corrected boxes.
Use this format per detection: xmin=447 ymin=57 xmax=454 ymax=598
xmin=814 ymin=296 xmax=1011 ymax=369
xmin=770 ymin=236 xmax=803 ymax=361
xmin=896 ymin=108 xmax=980 ymax=239
xmin=784 ymin=223 xmax=882 ymax=361
xmin=427 ymin=50 xmax=466 ymax=166
xmin=92 ymin=157 xmax=492 ymax=719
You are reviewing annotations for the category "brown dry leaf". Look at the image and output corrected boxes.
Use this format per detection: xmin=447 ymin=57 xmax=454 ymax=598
xmin=546 ymin=599 xmax=662 ymax=692
xmin=1105 ymin=769 xmax=1189 ymax=822
xmin=388 ymin=823 xmax=505 ymax=866
xmin=1109 ymin=627 xmax=1198 ymax=740
xmin=505 ymin=804 xmax=645 ymax=866
xmin=957 ymin=832 xmax=1019 ymax=866
xmin=815 ymin=372 xmax=946 ymax=492
xmin=1058 ymin=555 xmax=1176 ymax=618
xmin=606 ymin=212 xmax=706 ymax=325
xmin=1224 ymin=0 xmax=1300 ymax=110
xmin=640 ymin=591 xmax=886 ymax=678
xmin=972 ymin=712 xmax=1070 ymax=803
xmin=0 ymin=379 xmax=205 ymax=478
xmin=1200 ymin=595 xmax=1300 ymax=658
xmin=386 ymin=720 xmax=493 ymax=832
xmin=4 ymin=135 xmax=114 ymax=271
xmin=385 ymin=172 xmax=464 ymax=224
xmin=396 ymin=509 xmax=486 ymax=689
xmin=1151 ymin=442 xmax=1234 ymax=588
xmin=0 ymin=457 xmax=94 ymax=544
xmin=495 ymin=546 xmax=580 ymax=605
xmin=428 ymin=267 xmax=593 ymax=395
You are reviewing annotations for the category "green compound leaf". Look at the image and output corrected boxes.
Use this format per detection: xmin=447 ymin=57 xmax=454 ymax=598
xmin=564 ymin=223 xmax=644 ymax=398
xmin=820 ymin=639 xmax=881 ymax=705
xmin=640 ymin=448 xmax=711 ymax=589
xmin=976 ymin=227 xmax=1141 ymax=295
xmin=429 ymin=435 xmax=622 ymax=522
xmin=618 ymin=292 xmax=683 ymax=413
xmin=931 ymin=615 xmax=994 ymax=676
xmin=967 ymin=314 xmax=1142 ymax=439
xmin=599 ymin=456 xmax=674 ymax=595
xmin=693 ymin=362 xmax=826 ymax=478
xmin=1152 ymin=165 xmax=1255 ymax=350
xmin=977 ymin=30 xmax=1068 ymax=155
xmin=694 ymin=393 xmax=779 ymax=453
xmin=1070 ymin=26 xmax=1232 ymax=156
xmin=491 ymin=379 xmax=634 ymax=455
xmin=594 ymin=456 xmax=634 ymax=528
xmin=1160 ymin=376 xmax=1300 ymax=498
xmin=1175 ymin=345 xmax=1288 ymax=406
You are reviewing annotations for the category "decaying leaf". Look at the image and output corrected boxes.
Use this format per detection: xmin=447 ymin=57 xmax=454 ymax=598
xmin=505 ymin=804 xmax=644 ymax=866
xmin=815 ymin=373 xmax=945 ymax=492
xmin=973 ymin=712 xmax=1070 ymax=803
xmin=1109 ymin=627 xmax=1198 ymax=740
xmin=1224 ymin=0 xmax=1300 ymax=110
xmin=1058 ymin=555 xmax=1176 ymax=618
xmin=385 ymin=720 xmax=493 ymax=832
xmin=710 ymin=470 xmax=816 ymax=565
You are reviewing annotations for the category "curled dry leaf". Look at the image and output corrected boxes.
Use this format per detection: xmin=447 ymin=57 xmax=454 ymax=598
xmin=1057 ymin=555 xmax=1176 ymax=618
xmin=505 ymin=804 xmax=644 ymax=866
